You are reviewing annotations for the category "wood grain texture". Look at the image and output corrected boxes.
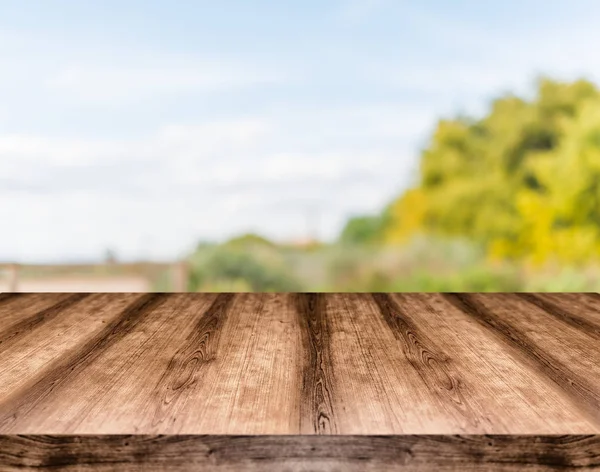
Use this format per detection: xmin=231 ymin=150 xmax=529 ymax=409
xmin=443 ymin=293 xmax=600 ymax=428
xmin=515 ymin=293 xmax=600 ymax=341
xmin=1 ymin=293 xmax=600 ymax=470
xmin=294 ymin=293 xmax=338 ymax=434
xmin=0 ymin=435 xmax=599 ymax=471
xmin=146 ymin=293 xmax=234 ymax=430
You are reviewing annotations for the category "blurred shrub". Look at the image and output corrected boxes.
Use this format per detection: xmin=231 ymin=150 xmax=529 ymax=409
xmin=522 ymin=264 xmax=600 ymax=291
xmin=339 ymin=215 xmax=386 ymax=245
xmin=390 ymin=266 xmax=522 ymax=292
xmin=188 ymin=242 xmax=304 ymax=292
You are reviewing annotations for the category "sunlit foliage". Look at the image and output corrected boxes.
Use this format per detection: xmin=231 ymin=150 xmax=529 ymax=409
xmin=385 ymin=78 xmax=600 ymax=265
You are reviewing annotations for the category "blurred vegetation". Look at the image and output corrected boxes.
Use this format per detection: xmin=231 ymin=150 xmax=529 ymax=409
xmin=339 ymin=214 xmax=387 ymax=245
xmin=386 ymin=77 xmax=600 ymax=265
xmin=185 ymin=78 xmax=600 ymax=292
xmin=185 ymin=233 xmax=600 ymax=292
xmin=187 ymin=235 xmax=304 ymax=292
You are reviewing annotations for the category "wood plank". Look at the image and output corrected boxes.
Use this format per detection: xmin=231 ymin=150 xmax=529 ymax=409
xmin=0 ymin=435 xmax=598 ymax=471
xmin=324 ymin=293 xmax=460 ymax=434
xmin=36 ymin=293 xmax=306 ymax=435
xmin=0 ymin=293 xmax=79 ymax=334
xmin=515 ymin=293 xmax=600 ymax=341
xmin=0 ymin=294 xmax=144 ymax=402
xmin=384 ymin=293 xmax=598 ymax=433
xmin=524 ymin=293 xmax=600 ymax=327
xmin=443 ymin=293 xmax=600 ymax=428
xmin=0 ymin=294 xmax=169 ymax=432
xmin=177 ymin=293 xmax=302 ymax=434
xmin=88 ymin=293 xmax=222 ymax=434
xmin=212 ymin=293 xmax=302 ymax=434
xmin=1 ymin=294 xmax=220 ymax=433
xmin=294 ymin=293 xmax=338 ymax=434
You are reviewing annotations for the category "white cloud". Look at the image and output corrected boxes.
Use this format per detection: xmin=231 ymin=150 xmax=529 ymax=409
xmin=261 ymin=150 xmax=389 ymax=181
xmin=157 ymin=120 xmax=272 ymax=156
xmin=0 ymin=109 xmax=414 ymax=194
xmin=0 ymin=106 xmax=417 ymax=261
xmin=45 ymin=59 xmax=285 ymax=103
xmin=0 ymin=135 xmax=118 ymax=166
xmin=0 ymin=118 xmax=274 ymax=194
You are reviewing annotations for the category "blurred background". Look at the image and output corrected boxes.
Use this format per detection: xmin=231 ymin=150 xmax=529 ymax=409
xmin=2 ymin=0 xmax=600 ymax=292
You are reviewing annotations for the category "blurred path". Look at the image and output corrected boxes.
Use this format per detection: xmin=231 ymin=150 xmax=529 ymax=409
xmin=0 ymin=276 xmax=150 ymax=292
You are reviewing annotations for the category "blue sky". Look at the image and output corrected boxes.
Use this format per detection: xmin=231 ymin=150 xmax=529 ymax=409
xmin=1 ymin=0 xmax=600 ymax=262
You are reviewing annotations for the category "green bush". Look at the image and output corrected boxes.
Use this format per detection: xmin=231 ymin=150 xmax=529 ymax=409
xmin=389 ymin=265 xmax=522 ymax=292
xmin=188 ymin=245 xmax=304 ymax=292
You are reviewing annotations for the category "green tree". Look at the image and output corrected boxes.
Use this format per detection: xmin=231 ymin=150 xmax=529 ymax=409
xmin=188 ymin=244 xmax=303 ymax=292
xmin=339 ymin=215 xmax=385 ymax=245
xmin=385 ymin=77 xmax=600 ymax=264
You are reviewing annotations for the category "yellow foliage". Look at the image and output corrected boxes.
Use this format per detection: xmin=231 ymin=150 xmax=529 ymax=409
xmin=378 ymin=79 xmax=600 ymax=265
xmin=385 ymin=188 xmax=428 ymax=244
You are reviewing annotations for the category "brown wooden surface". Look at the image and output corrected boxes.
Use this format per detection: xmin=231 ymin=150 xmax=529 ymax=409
xmin=0 ymin=435 xmax=598 ymax=471
xmin=1 ymin=292 xmax=600 ymax=470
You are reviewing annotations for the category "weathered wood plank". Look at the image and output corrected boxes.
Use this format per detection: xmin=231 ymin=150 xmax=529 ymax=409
xmin=392 ymin=293 xmax=598 ymax=433
xmin=0 ymin=294 xmax=169 ymax=432
xmin=516 ymin=293 xmax=600 ymax=341
xmin=0 ymin=293 xmax=79 ymax=335
xmin=170 ymin=293 xmax=302 ymax=434
xmin=294 ymin=293 xmax=338 ymax=434
xmin=443 ymin=293 xmax=600 ymax=428
xmin=0 ymin=294 xmax=146 ymax=404
xmin=326 ymin=293 xmax=453 ymax=434
xmin=0 ymin=435 xmax=598 ymax=471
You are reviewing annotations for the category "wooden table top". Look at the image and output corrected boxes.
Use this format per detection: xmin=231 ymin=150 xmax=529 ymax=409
xmin=1 ymin=292 xmax=599 ymax=471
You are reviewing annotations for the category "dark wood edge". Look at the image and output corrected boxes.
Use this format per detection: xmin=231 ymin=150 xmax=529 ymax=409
xmin=0 ymin=435 xmax=599 ymax=471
